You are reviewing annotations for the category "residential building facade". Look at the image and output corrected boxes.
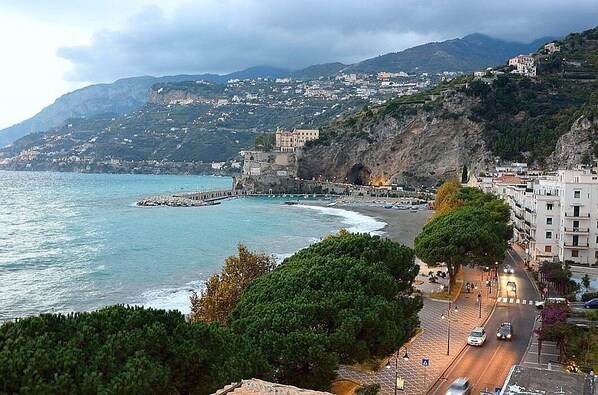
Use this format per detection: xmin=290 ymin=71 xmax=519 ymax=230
xmin=497 ymin=169 xmax=598 ymax=266
xmin=275 ymin=128 xmax=319 ymax=152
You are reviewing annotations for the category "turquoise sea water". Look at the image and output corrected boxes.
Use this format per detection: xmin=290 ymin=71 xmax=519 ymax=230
xmin=0 ymin=171 xmax=385 ymax=320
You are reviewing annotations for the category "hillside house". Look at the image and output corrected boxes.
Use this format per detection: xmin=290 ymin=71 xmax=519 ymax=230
xmin=275 ymin=127 xmax=319 ymax=153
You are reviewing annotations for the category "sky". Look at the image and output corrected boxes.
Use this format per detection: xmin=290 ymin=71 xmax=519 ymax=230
xmin=0 ymin=0 xmax=597 ymax=130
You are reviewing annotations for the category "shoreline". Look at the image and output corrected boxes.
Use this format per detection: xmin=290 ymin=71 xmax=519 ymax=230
xmin=300 ymin=199 xmax=432 ymax=248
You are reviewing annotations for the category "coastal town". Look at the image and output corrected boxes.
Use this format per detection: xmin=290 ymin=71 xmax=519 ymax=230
xmin=1 ymin=5 xmax=597 ymax=394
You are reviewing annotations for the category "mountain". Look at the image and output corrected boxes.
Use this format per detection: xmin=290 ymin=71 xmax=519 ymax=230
xmin=290 ymin=62 xmax=348 ymax=79
xmin=345 ymin=33 xmax=554 ymax=74
xmin=0 ymin=33 xmax=555 ymax=148
xmin=0 ymin=67 xmax=289 ymax=148
xmin=3 ymin=26 xmax=596 ymax=184
xmin=297 ymin=28 xmax=598 ymax=187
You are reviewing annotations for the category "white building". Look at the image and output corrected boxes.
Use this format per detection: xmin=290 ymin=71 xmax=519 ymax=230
xmin=544 ymin=42 xmax=561 ymax=54
xmin=497 ymin=169 xmax=598 ymax=266
xmin=508 ymin=54 xmax=536 ymax=77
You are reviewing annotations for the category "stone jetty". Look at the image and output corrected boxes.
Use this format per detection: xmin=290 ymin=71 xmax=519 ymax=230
xmin=137 ymin=188 xmax=249 ymax=207
xmin=137 ymin=195 xmax=221 ymax=207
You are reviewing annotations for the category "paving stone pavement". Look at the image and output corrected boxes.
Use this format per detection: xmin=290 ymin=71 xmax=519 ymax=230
xmin=337 ymin=268 xmax=498 ymax=395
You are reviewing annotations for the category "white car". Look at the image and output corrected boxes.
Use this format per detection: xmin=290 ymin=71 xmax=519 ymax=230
xmin=506 ymin=281 xmax=517 ymax=292
xmin=503 ymin=264 xmax=514 ymax=274
xmin=467 ymin=327 xmax=486 ymax=346
xmin=445 ymin=377 xmax=472 ymax=395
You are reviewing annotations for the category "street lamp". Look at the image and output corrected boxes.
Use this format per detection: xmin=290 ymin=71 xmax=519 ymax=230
xmin=441 ymin=283 xmax=459 ymax=355
xmin=477 ymin=292 xmax=482 ymax=319
xmin=386 ymin=347 xmax=409 ymax=395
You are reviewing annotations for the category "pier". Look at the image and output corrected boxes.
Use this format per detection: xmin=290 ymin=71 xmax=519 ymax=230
xmin=137 ymin=188 xmax=249 ymax=207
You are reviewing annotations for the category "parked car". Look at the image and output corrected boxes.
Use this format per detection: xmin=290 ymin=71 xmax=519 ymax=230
xmin=467 ymin=327 xmax=486 ymax=346
xmin=506 ymin=281 xmax=517 ymax=292
xmin=496 ymin=322 xmax=513 ymax=340
xmin=503 ymin=264 xmax=514 ymax=274
xmin=445 ymin=377 xmax=472 ymax=395
xmin=584 ymin=298 xmax=598 ymax=309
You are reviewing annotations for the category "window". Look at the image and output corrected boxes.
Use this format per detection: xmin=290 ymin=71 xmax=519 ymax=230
xmin=546 ymin=231 xmax=552 ymax=239
xmin=596 ymin=235 xmax=598 ymax=243
xmin=545 ymin=246 xmax=552 ymax=253
xmin=595 ymin=251 xmax=598 ymax=259
xmin=546 ymin=218 xmax=553 ymax=225
xmin=546 ymin=203 xmax=553 ymax=210
xmin=571 ymin=250 xmax=579 ymax=258
xmin=574 ymin=190 xmax=581 ymax=198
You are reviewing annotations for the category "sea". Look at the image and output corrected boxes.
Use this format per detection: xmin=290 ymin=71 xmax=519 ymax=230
xmin=0 ymin=171 xmax=386 ymax=321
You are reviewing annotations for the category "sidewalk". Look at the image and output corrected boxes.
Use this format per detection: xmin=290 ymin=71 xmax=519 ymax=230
xmin=337 ymin=267 xmax=497 ymax=394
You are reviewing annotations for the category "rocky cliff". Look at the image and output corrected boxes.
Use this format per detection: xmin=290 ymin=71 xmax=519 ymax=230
xmin=298 ymin=91 xmax=495 ymax=187
xmin=548 ymin=113 xmax=598 ymax=168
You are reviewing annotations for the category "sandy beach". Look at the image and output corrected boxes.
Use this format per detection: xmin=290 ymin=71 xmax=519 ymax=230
xmin=347 ymin=205 xmax=432 ymax=247
xmin=304 ymin=199 xmax=433 ymax=247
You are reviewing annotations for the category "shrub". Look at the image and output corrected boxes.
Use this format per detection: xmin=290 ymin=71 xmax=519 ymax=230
xmin=356 ymin=383 xmax=381 ymax=395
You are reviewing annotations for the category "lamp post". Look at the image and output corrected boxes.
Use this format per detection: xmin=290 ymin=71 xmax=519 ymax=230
xmin=386 ymin=347 xmax=409 ymax=395
xmin=441 ymin=282 xmax=459 ymax=355
xmin=477 ymin=292 xmax=482 ymax=319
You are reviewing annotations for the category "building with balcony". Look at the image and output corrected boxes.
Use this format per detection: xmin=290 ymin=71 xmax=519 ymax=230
xmin=495 ymin=169 xmax=598 ymax=266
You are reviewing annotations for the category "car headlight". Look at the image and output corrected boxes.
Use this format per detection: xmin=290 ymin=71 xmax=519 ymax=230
xmin=507 ymin=334 xmax=511 ymax=338
xmin=497 ymin=333 xmax=501 ymax=337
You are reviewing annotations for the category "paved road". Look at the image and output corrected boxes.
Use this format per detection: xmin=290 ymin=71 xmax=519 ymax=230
xmin=337 ymin=267 xmax=497 ymax=394
xmin=429 ymin=250 xmax=538 ymax=394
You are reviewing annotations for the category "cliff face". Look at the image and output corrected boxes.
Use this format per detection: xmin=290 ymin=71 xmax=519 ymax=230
xmin=298 ymin=92 xmax=495 ymax=187
xmin=548 ymin=113 xmax=598 ymax=168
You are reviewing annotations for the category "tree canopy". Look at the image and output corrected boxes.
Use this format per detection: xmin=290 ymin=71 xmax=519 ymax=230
xmin=228 ymin=232 xmax=422 ymax=390
xmin=415 ymin=206 xmax=508 ymax=283
xmin=190 ymin=243 xmax=275 ymax=324
xmin=0 ymin=305 xmax=271 ymax=394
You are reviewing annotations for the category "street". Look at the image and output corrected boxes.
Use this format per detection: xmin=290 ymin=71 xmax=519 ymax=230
xmin=429 ymin=249 xmax=538 ymax=394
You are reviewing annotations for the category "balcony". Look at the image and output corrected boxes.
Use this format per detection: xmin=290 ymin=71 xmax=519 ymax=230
xmin=564 ymin=227 xmax=590 ymax=234
xmin=563 ymin=242 xmax=589 ymax=249
xmin=564 ymin=212 xmax=590 ymax=219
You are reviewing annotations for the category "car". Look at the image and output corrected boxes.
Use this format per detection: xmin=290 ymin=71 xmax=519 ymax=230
xmin=467 ymin=326 xmax=486 ymax=346
xmin=503 ymin=264 xmax=514 ymax=274
xmin=584 ymin=298 xmax=598 ymax=309
xmin=506 ymin=281 xmax=517 ymax=292
xmin=496 ymin=322 xmax=513 ymax=340
xmin=445 ymin=377 xmax=472 ymax=395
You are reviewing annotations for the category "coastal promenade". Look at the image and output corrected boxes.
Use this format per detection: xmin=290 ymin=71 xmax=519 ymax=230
xmin=337 ymin=267 xmax=497 ymax=395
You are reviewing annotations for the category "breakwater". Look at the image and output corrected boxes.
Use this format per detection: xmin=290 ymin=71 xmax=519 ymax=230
xmin=137 ymin=188 xmax=249 ymax=207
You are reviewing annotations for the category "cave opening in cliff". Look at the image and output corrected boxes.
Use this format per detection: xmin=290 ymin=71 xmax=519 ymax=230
xmin=347 ymin=164 xmax=371 ymax=186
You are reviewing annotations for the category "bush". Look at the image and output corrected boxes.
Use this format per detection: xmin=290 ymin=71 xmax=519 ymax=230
xmin=356 ymin=383 xmax=381 ymax=395
xmin=581 ymin=291 xmax=598 ymax=301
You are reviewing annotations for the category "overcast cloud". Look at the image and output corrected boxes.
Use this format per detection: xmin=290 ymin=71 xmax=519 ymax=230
xmin=57 ymin=0 xmax=598 ymax=82
xmin=0 ymin=0 xmax=597 ymax=130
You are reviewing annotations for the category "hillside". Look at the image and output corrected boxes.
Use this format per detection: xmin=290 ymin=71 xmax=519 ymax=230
xmin=298 ymin=27 xmax=598 ymax=186
xmin=346 ymin=33 xmax=553 ymax=74
xmin=0 ymin=33 xmax=554 ymax=148
xmin=0 ymin=67 xmax=289 ymax=148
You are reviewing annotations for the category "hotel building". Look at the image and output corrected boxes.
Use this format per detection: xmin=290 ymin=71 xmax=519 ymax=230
xmin=497 ymin=169 xmax=598 ymax=266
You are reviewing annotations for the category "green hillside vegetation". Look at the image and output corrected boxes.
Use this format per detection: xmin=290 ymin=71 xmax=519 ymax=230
xmin=314 ymin=26 xmax=598 ymax=167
